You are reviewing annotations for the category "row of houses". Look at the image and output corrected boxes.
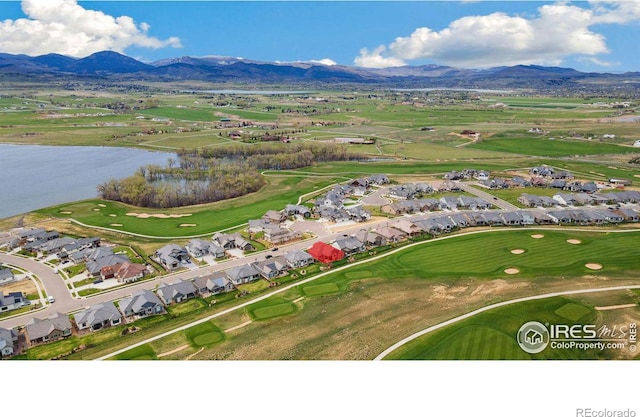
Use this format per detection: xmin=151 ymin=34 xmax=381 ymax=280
xmin=382 ymin=196 xmax=492 ymax=216
xmin=518 ymin=191 xmax=640 ymax=208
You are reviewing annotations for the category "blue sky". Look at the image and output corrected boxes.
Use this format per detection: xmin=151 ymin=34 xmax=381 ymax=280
xmin=0 ymin=1 xmax=639 ymax=71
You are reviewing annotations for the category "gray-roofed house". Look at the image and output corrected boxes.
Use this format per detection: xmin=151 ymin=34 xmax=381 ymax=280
xmin=0 ymin=267 xmax=15 ymax=286
xmin=194 ymin=273 xmax=235 ymax=295
xmin=25 ymin=312 xmax=72 ymax=345
xmin=87 ymin=253 xmax=129 ymax=277
xmin=118 ymin=290 xmax=165 ymax=321
xmin=74 ymin=301 xmax=123 ymax=332
xmin=548 ymin=211 xmax=573 ymax=224
xmin=332 ymin=236 xmax=366 ymax=254
xmin=284 ymin=250 xmax=315 ymax=269
xmin=186 ymin=239 xmax=224 ymax=259
xmin=157 ymin=279 xmax=198 ymax=305
xmin=284 ymin=204 xmax=312 ymax=218
xmin=252 ymin=256 xmax=289 ymax=279
xmin=500 ymin=212 xmax=523 ymax=226
xmin=212 ymin=233 xmax=254 ymax=251
xmin=613 ymin=209 xmax=639 ymax=222
xmin=226 ymin=264 xmax=261 ymax=285
xmin=354 ymin=229 xmax=387 ymax=248
xmin=262 ymin=210 xmax=287 ymax=224
xmin=0 ymin=291 xmax=25 ymax=312
xmin=0 ymin=326 xmax=17 ymax=357
xmin=154 ymin=244 xmax=190 ymax=271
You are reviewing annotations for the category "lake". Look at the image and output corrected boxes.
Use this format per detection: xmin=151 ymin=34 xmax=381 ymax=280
xmin=0 ymin=144 xmax=172 ymax=220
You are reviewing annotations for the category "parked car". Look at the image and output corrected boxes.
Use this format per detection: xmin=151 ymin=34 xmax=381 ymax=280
xmin=47 ymin=296 xmax=55 ymax=303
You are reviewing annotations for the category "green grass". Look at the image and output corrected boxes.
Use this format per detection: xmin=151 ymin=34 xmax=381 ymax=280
xmin=470 ymin=137 xmax=633 ymax=157
xmin=384 ymin=296 xmax=609 ymax=360
xmin=113 ymin=344 xmax=157 ymax=360
xmin=36 ymin=175 xmax=338 ymax=237
xmin=248 ymin=301 xmax=297 ymax=320
xmin=184 ymin=321 xmax=225 ymax=347
xmin=302 ymin=283 xmax=340 ymax=297
xmin=554 ymin=303 xmax=592 ymax=321
xmin=166 ymin=298 xmax=208 ymax=317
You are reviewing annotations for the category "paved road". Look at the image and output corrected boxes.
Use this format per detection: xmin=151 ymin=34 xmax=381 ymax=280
xmin=457 ymin=181 xmax=520 ymax=211
xmin=374 ymin=284 xmax=640 ymax=360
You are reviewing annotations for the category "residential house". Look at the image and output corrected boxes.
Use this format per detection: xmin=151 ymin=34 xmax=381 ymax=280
xmin=346 ymin=206 xmax=371 ymax=222
xmin=262 ymin=210 xmax=287 ymax=224
xmin=113 ymin=262 xmax=148 ymax=284
xmin=391 ymin=219 xmax=424 ymax=236
xmin=375 ymin=226 xmax=407 ymax=243
xmin=74 ymin=302 xmax=123 ymax=332
xmin=118 ymin=290 xmax=165 ymax=321
xmin=500 ymin=212 xmax=523 ymax=226
xmin=252 ymin=256 xmax=289 ymax=279
xmin=284 ymin=204 xmax=312 ymax=218
xmin=284 ymin=250 xmax=315 ymax=269
xmin=530 ymin=166 xmax=554 ymax=177
xmin=87 ymin=253 xmax=130 ymax=277
xmin=439 ymin=196 xmax=460 ymax=210
xmin=25 ymin=313 xmax=72 ymax=345
xmin=212 ymin=233 xmax=254 ymax=251
xmin=0 ymin=268 xmax=15 ymax=286
xmin=553 ymin=193 xmax=577 ymax=206
xmin=0 ymin=291 xmax=25 ymax=312
xmin=475 ymin=170 xmax=490 ymax=181
xmin=226 ymin=264 xmax=261 ymax=285
xmin=369 ymin=174 xmax=389 ymax=185
xmin=154 ymin=244 xmax=190 ymax=271
xmin=449 ymin=213 xmax=471 ymax=228
xmin=157 ymin=279 xmax=198 ymax=305
xmin=354 ymin=229 xmax=387 ymax=248
xmin=186 ymin=239 xmax=214 ymax=258
xmin=0 ymin=326 xmax=17 ymax=358
xmin=481 ymin=212 xmax=504 ymax=226
xmin=332 ymin=236 xmax=366 ymax=254
xmin=547 ymin=211 xmax=573 ymax=224
xmin=263 ymin=225 xmax=301 ymax=245
xmin=613 ymin=209 xmax=639 ymax=222
xmin=194 ymin=273 xmax=235 ymax=295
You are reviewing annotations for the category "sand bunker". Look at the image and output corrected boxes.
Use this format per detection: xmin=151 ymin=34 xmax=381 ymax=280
xmin=179 ymin=224 xmax=197 ymax=227
xmin=567 ymin=239 xmax=581 ymax=244
xmin=126 ymin=212 xmax=192 ymax=219
xmin=585 ymin=263 xmax=603 ymax=270
xmin=92 ymin=208 xmax=100 ymax=211
xmin=110 ymin=223 xmax=123 ymax=227
xmin=531 ymin=234 xmax=544 ymax=239
xmin=109 ymin=214 xmax=117 ymax=217
xmin=504 ymin=268 xmax=520 ymax=275
xmin=60 ymin=211 xmax=72 ymax=214
xmin=510 ymin=249 xmax=525 ymax=254
xmin=98 ymin=204 xmax=106 ymax=207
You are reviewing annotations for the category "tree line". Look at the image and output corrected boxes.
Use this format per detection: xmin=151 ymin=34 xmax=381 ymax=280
xmin=98 ymin=143 xmax=368 ymax=208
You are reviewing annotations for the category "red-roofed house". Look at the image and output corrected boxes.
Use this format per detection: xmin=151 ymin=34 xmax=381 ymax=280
xmin=307 ymin=242 xmax=345 ymax=264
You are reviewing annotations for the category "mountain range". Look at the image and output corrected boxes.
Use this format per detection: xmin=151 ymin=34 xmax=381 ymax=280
xmin=1 ymin=50 xmax=639 ymax=90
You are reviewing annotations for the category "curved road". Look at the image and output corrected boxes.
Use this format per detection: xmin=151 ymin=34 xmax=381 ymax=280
xmin=374 ymin=284 xmax=640 ymax=360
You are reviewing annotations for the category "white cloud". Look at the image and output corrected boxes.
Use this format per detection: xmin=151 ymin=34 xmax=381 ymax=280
xmin=0 ymin=0 xmax=181 ymax=57
xmin=354 ymin=45 xmax=406 ymax=68
xmin=354 ymin=1 xmax=637 ymax=68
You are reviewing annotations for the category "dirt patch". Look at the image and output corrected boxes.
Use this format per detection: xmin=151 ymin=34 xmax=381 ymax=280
xmin=510 ymin=249 xmax=525 ymax=254
xmin=109 ymin=223 xmax=123 ymax=227
xmin=126 ymin=212 xmax=192 ymax=219
xmin=531 ymin=234 xmax=544 ymax=239
xmin=567 ymin=239 xmax=582 ymax=245
xmin=585 ymin=263 xmax=603 ymax=270
xmin=179 ymin=223 xmax=197 ymax=227
xmin=504 ymin=268 xmax=520 ymax=275
xmin=429 ymin=284 xmax=469 ymax=301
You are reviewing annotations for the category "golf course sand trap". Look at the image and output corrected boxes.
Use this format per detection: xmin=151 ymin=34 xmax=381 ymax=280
xmin=60 ymin=211 xmax=72 ymax=214
xmin=126 ymin=212 xmax=192 ymax=219
xmin=179 ymin=224 xmax=197 ymax=227
xmin=510 ymin=249 xmax=525 ymax=254
xmin=109 ymin=214 xmax=117 ymax=217
xmin=567 ymin=239 xmax=581 ymax=244
xmin=585 ymin=263 xmax=603 ymax=270
xmin=92 ymin=208 xmax=100 ymax=211
xmin=504 ymin=268 xmax=520 ymax=275
xmin=531 ymin=234 xmax=544 ymax=239
xmin=110 ymin=223 xmax=123 ymax=227
xmin=98 ymin=204 xmax=106 ymax=207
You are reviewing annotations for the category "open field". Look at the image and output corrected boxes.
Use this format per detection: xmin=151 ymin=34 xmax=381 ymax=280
xmin=34 ymin=174 xmax=339 ymax=237
xmin=383 ymin=292 xmax=640 ymax=360
xmin=470 ymin=136 xmax=635 ymax=157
